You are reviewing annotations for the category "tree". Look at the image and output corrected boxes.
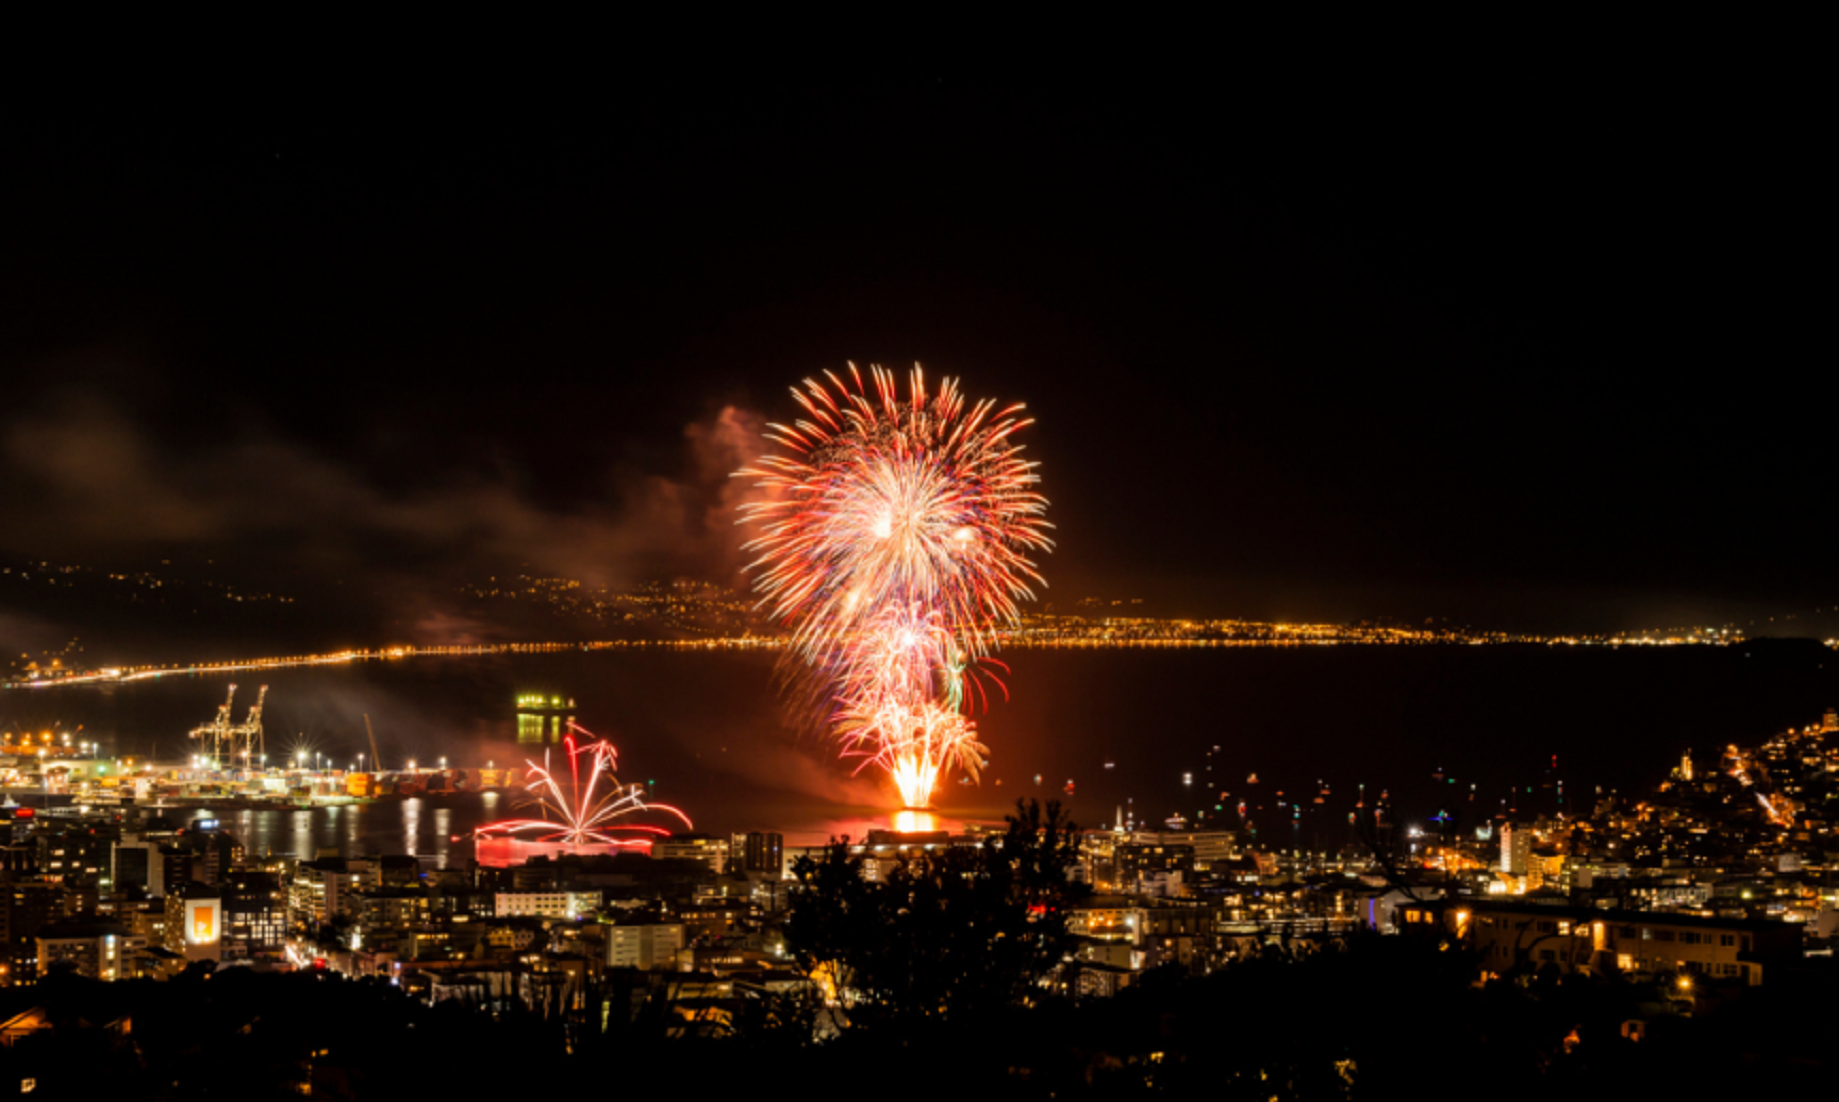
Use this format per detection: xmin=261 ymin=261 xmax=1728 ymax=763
xmin=785 ymin=798 xmax=1084 ymax=1029
xmin=313 ymin=914 xmax=356 ymax=953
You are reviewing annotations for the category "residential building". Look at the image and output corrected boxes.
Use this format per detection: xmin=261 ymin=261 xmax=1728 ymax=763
xmin=36 ymin=918 xmax=132 ymax=981
xmin=654 ymin=835 xmax=726 ymax=874
xmin=604 ymin=922 xmax=684 ymax=971
xmin=1500 ymin=823 xmax=1532 ymax=876
xmin=1399 ymin=899 xmax=1799 ymax=985
xmin=495 ymin=890 xmax=600 ymax=920
xmin=289 ymin=856 xmax=378 ymax=929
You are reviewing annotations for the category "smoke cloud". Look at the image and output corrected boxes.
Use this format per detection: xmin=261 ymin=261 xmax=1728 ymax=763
xmin=0 ymin=387 xmax=774 ymax=646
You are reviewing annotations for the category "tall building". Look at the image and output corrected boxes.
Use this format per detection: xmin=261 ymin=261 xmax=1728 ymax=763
xmin=34 ymin=826 xmax=113 ymax=888
xmin=189 ymin=828 xmax=244 ymax=886
xmin=2 ymin=882 xmax=65 ymax=982
xmin=164 ymin=875 xmax=287 ymax=965
xmin=0 ymin=841 xmax=36 ymax=877
xmin=0 ymin=806 xmax=36 ymax=847
xmin=218 ymin=872 xmax=288 ymax=963
xmin=743 ymin=832 xmax=784 ymax=877
xmin=1500 ymin=823 xmax=1532 ymax=876
xmin=147 ymin=823 xmax=244 ymax=887
xmin=2 ymin=882 xmax=63 ymax=942
xmin=165 ymin=883 xmax=223 ymax=964
xmin=288 ymin=856 xmax=378 ymax=929
xmin=115 ymin=897 xmax=171 ymax=951
xmin=112 ymin=833 xmax=177 ymax=897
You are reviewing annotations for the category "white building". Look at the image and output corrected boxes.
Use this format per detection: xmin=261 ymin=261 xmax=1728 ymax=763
xmin=1068 ymin=901 xmax=1147 ymax=946
xmin=494 ymin=891 xmax=601 ymax=919
xmin=653 ymin=837 xmax=726 ymax=874
xmin=1500 ymin=823 xmax=1532 ymax=876
xmin=1124 ymin=829 xmax=1237 ymax=870
xmin=604 ymin=923 xmax=684 ymax=970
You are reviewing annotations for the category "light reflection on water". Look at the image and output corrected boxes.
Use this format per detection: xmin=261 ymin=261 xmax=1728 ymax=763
xmin=403 ymin=797 xmax=421 ymax=857
xmin=156 ymin=799 xmax=996 ymax=868
xmin=161 ymin=797 xmax=481 ymax=868
xmin=30 ymin=646 xmax=1839 ymax=858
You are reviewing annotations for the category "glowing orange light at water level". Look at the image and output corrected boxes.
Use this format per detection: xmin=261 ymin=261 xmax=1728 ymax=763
xmin=894 ymin=808 xmax=940 ymax=834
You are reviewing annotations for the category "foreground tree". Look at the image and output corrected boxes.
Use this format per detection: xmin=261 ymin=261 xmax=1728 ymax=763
xmin=786 ymin=798 xmax=1083 ymax=1028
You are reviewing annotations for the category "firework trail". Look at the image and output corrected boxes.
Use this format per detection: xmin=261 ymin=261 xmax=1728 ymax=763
xmin=738 ymin=363 xmax=1050 ymax=806
xmin=472 ymin=723 xmax=692 ymax=846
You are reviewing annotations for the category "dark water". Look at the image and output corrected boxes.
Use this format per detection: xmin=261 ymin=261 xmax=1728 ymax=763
xmin=4 ymin=643 xmax=1834 ymax=858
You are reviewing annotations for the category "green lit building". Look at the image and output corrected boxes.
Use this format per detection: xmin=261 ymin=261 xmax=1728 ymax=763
xmin=515 ymin=693 xmax=576 ymax=744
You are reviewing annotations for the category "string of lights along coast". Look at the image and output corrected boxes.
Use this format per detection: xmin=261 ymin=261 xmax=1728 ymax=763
xmin=737 ymin=364 xmax=1052 ymax=808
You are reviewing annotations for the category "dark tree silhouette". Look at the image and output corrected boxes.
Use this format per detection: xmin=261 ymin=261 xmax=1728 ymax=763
xmin=786 ymin=798 xmax=1084 ymax=1028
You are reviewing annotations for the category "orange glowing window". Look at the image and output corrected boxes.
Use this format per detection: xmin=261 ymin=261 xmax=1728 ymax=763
xmin=192 ymin=906 xmax=214 ymax=942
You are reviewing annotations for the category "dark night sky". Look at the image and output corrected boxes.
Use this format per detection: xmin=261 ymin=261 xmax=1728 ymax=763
xmin=0 ymin=56 xmax=1830 ymax=652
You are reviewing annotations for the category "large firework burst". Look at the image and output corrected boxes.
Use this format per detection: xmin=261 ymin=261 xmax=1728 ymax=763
xmin=739 ymin=363 xmax=1050 ymax=806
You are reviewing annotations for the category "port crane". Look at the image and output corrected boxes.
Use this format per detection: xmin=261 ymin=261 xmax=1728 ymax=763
xmin=364 ymin=714 xmax=383 ymax=773
xmin=187 ymin=683 xmax=267 ymax=770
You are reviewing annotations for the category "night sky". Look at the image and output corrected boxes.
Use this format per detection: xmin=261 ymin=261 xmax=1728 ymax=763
xmin=1 ymin=61 xmax=1829 ymax=656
